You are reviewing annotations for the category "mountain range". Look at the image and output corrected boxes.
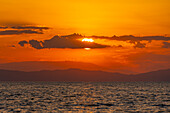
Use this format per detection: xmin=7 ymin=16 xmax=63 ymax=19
xmin=0 ymin=68 xmax=169 ymax=82
xmin=0 ymin=61 xmax=136 ymax=74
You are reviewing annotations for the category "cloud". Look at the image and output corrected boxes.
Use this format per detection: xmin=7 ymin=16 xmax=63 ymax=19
xmin=11 ymin=26 xmax=49 ymax=30
xmin=134 ymin=42 xmax=146 ymax=48
xmin=29 ymin=40 xmax=43 ymax=49
xmin=61 ymin=33 xmax=83 ymax=39
xmin=92 ymin=35 xmax=170 ymax=41
xmin=19 ymin=34 xmax=109 ymax=49
xmin=0 ymin=25 xmax=50 ymax=30
xmin=118 ymin=45 xmax=123 ymax=47
xmin=129 ymin=40 xmax=136 ymax=44
xmin=0 ymin=30 xmax=43 ymax=35
xmin=129 ymin=40 xmax=146 ymax=48
xmin=17 ymin=33 xmax=170 ymax=49
xmin=0 ymin=26 xmax=8 ymax=29
xmin=42 ymin=35 xmax=108 ymax=49
xmin=18 ymin=40 xmax=28 ymax=46
xmin=162 ymin=42 xmax=170 ymax=48
xmin=0 ymin=25 xmax=50 ymax=35
xmin=11 ymin=45 xmax=15 ymax=47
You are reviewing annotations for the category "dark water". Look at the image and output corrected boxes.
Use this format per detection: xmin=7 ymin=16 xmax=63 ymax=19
xmin=0 ymin=82 xmax=169 ymax=112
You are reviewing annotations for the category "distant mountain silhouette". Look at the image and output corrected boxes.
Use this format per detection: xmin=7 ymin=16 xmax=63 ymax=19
xmin=134 ymin=69 xmax=170 ymax=81
xmin=0 ymin=61 xmax=104 ymax=71
xmin=0 ymin=68 xmax=169 ymax=81
xmin=0 ymin=61 xmax=136 ymax=74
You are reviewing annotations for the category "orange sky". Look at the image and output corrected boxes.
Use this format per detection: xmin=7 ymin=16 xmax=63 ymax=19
xmin=0 ymin=0 xmax=170 ymax=36
xmin=0 ymin=0 xmax=170 ymax=74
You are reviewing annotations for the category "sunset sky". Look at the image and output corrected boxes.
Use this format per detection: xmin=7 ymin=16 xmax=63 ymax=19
xmin=0 ymin=0 xmax=170 ymax=74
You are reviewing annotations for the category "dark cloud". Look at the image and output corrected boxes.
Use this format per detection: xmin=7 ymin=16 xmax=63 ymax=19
xmin=42 ymin=35 xmax=108 ymax=49
xmin=129 ymin=40 xmax=146 ymax=48
xmin=18 ymin=34 xmax=109 ymax=49
xmin=17 ymin=33 xmax=170 ymax=49
xmin=0 ymin=25 xmax=50 ymax=35
xmin=92 ymin=35 xmax=170 ymax=41
xmin=0 ymin=25 xmax=50 ymax=30
xmin=29 ymin=40 xmax=43 ymax=49
xmin=129 ymin=40 xmax=136 ymax=44
xmin=118 ymin=35 xmax=170 ymax=41
xmin=162 ymin=42 xmax=170 ymax=48
xmin=61 ymin=33 xmax=83 ymax=39
xmin=134 ymin=42 xmax=146 ymax=48
xmin=118 ymin=45 xmax=123 ymax=47
xmin=0 ymin=30 xmax=43 ymax=35
xmin=18 ymin=40 xmax=28 ymax=47
xmin=11 ymin=26 xmax=50 ymax=31
xmin=0 ymin=26 xmax=8 ymax=29
xmin=91 ymin=35 xmax=170 ymax=48
xmin=11 ymin=45 xmax=15 ymax=47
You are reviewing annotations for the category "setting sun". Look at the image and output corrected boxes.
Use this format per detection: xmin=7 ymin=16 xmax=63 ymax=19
xmin=84 ymin=48 xmax=91 ymax=50
xmin=82 ymin=38 xmax=94 ymax=42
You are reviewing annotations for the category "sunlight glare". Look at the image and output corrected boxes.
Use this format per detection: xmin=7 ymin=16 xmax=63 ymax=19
xmin=84 ymin=48 xmax=91 ymax=50
xmin=82 ymin=38 xmax=94 ymax=42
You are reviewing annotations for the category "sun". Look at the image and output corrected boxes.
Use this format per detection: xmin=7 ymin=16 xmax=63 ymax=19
xmin=84 ymin=48 xmax=91 ymax=50
xmin=81 ymin=38 xmax=94 ymax=50
xmin=82 ymin=38 xmax=94 ymax=42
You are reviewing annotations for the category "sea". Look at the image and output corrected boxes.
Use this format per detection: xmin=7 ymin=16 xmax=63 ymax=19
xmin=0 ymin=82 xmax=169 ymax=112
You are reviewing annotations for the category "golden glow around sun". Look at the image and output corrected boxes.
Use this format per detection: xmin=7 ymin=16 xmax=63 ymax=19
xmin=82 ymin=38 xmax=94 ymax=42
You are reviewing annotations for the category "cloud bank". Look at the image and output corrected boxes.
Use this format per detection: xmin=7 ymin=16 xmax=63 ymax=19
xmin=133 ymin=42 xmax=146 ymax=48
xmin=162 ymin=42 xmax=170 ymax=48
xmin=0 ymin=25 xmax=50 ymax=35
xmin=92 ymin=35 xmax=170 ymax=41
xmin=18 ymin=33 xmax=170 ymax=49
xmin=18 ymin=40 xmax=28 ymax=46
xmin=11 ymin=26 xmax=49 ymax=30
xmin=0 ymin=25 xmax=50 ymax=30
xmin=0 ymin=30 xmax=43 ymax=35
xmin=19 ymin=34 xmax=109 ymax=49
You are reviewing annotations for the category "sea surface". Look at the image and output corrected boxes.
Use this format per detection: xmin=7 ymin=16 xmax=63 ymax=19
xmin=0 ymin=82 xmax=169 ymax=112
